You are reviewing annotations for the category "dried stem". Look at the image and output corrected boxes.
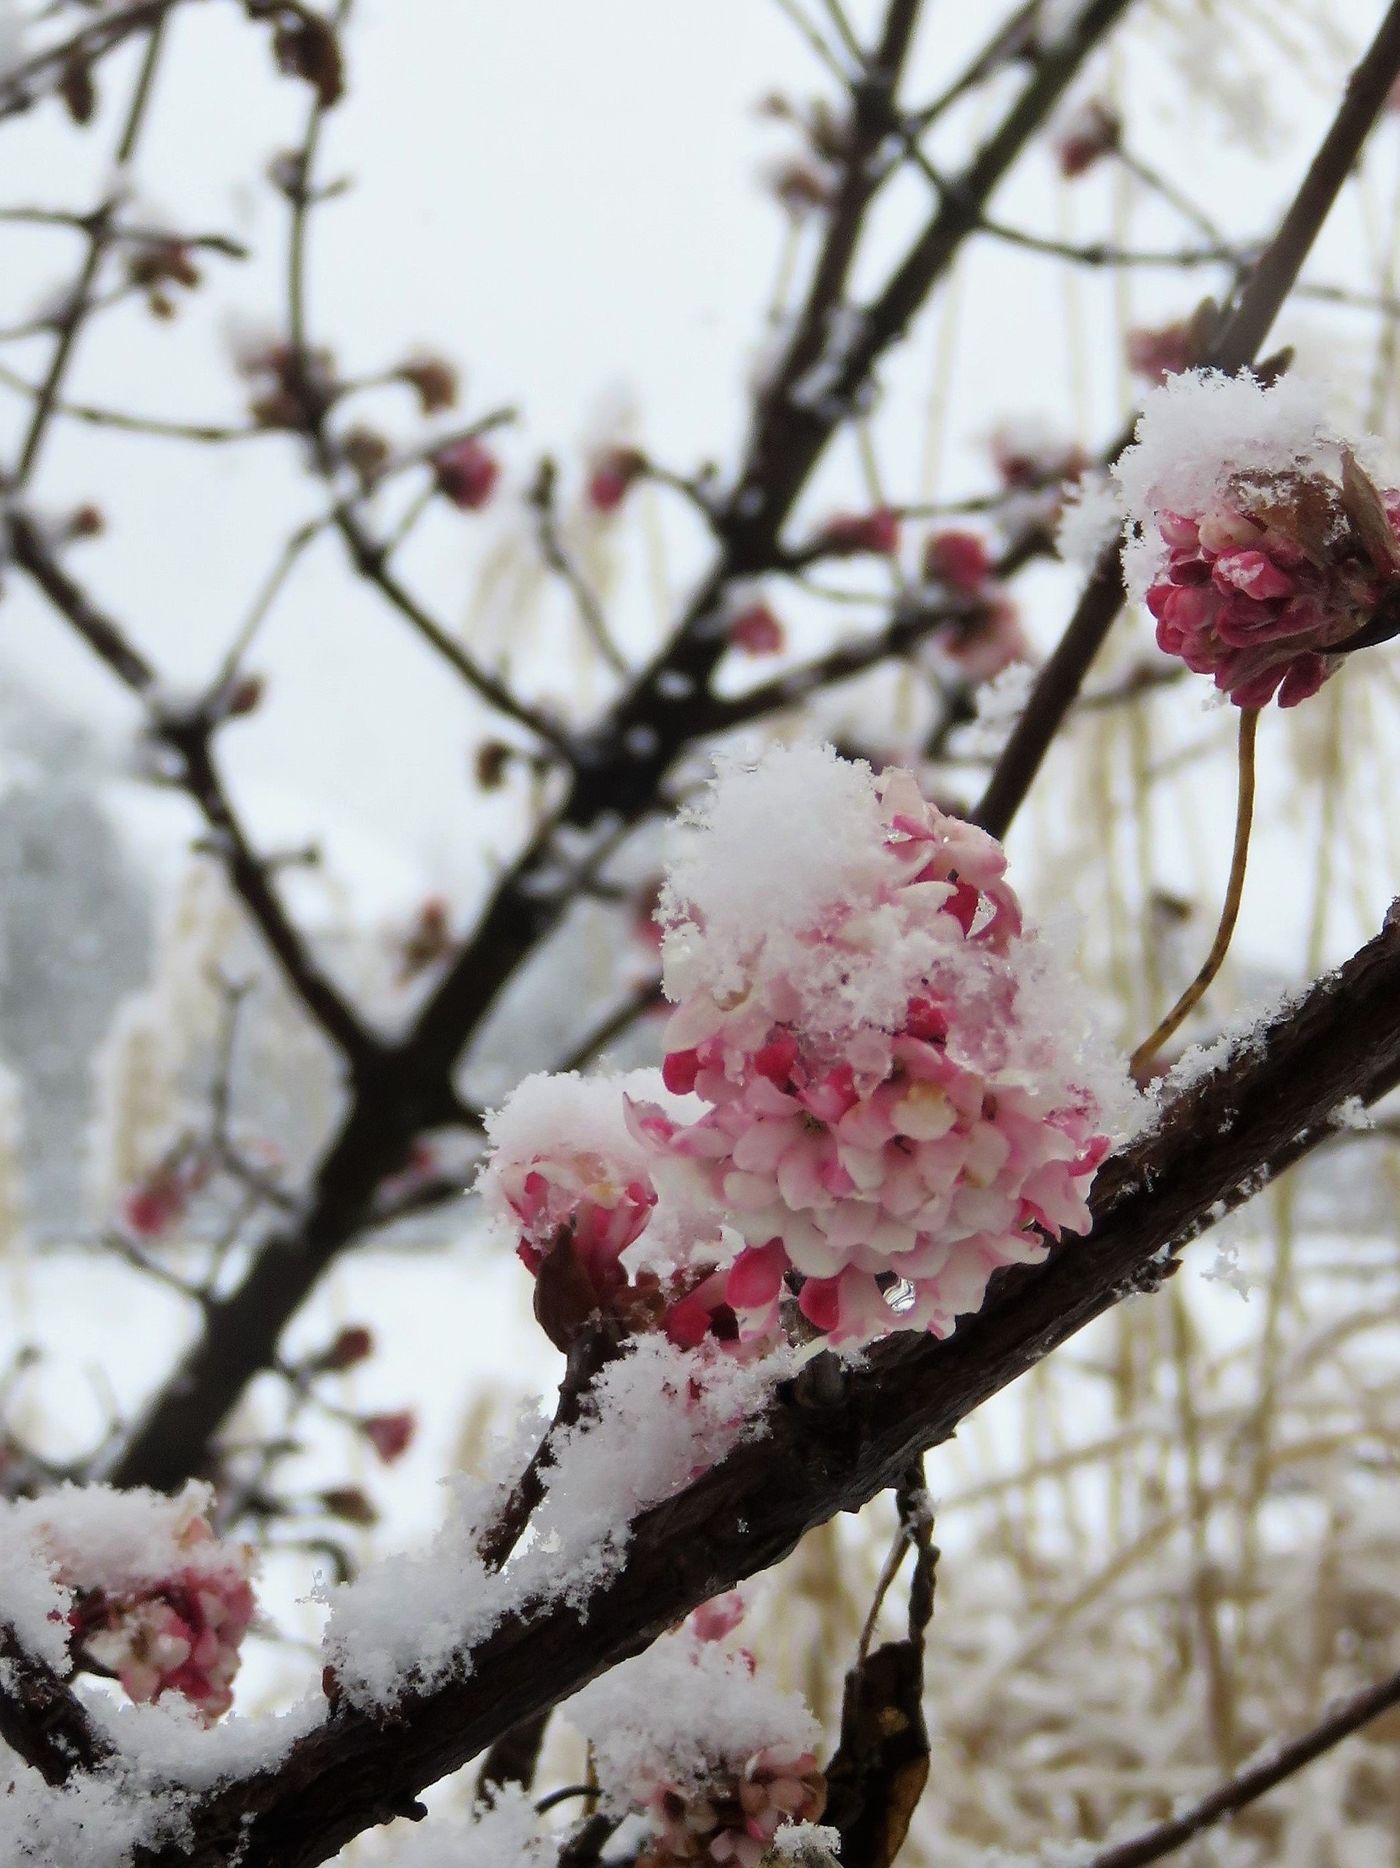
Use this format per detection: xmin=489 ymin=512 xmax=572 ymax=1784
xmin=1130 ymin=706 xmax=1259 ymax=1076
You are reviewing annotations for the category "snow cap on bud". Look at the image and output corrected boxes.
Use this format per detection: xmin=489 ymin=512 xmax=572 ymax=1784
xmin=1117 ymin=369 xmax=1400 ymax=708
xmin=569 ymin=1624 xmax=824 ymax=1868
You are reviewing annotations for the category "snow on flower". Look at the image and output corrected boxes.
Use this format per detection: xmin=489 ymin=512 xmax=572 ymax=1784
xmin=568 ymin=1623 xmax=825 ymax=1868
xmin=625 ymin=745 xmax=1132 ymax=1349
xmin=0 ymin=1482 xmax=255 ymax=1723
xmin=1115 ymin=369 xmax=1400 ymax=708
xmin=482 ymin=1070 xmax=659 ymax=1294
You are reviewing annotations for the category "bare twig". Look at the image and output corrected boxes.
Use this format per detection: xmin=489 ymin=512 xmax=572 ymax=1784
xmin=1077 ymin=1664 xmax=1400 ymax=1868
xmin=974 ymin=0 xmax=1400 ymax=840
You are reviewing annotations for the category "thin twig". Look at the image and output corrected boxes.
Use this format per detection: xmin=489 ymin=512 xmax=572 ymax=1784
xmin=13 ymin=12 xmax=171 ymax=486
xmin=530 ymin=461 xmax=629 ymax=677
xmin=974 ymin=0 xmax=1400 ymax=840
xmin=1130 ymin=706 xmax=1258 ymax=1076
xmin=1077 ymin=1663 xmax=1400 ymax=1868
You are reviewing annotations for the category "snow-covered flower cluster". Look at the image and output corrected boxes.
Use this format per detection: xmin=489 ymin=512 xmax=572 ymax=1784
xmin=481 ymin=747 xmax=1129 ymax=1356
xmin=1115 ymin=370 xmax=1400 ymax=708
xmin=0 ymin=1483 xmax=255 ymax=1722
xmin=569 ymin=1605 xmax=827 ymax=1868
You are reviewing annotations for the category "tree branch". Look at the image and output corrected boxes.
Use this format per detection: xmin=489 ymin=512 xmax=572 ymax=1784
xmin=974 ymin=0 xmax=1400 ymax=840
xmin=0 ymin=1624 xmax=114 ymax=1786
xmin=7 ymin=516 xmax=381 ymax=1070
xmin=77 ymin=0 xmax=1143 ymax=1504
xmin=134 ymin=909 xmax=1400 ymax=1865
xmin=1077 ymin=1663 xmax=1400 ymax=1868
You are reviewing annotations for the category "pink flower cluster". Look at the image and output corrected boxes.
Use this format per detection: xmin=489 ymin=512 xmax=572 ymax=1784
xmin=484 ymin=753 xmax=1121 ymax=1357
xmin=631 ymin=769 xmax=1110 ymax=1348
xmin=1144 ymin=480 xmax=1400 ymax=708
xmin=639 ymin=1742 xmax=827 ymax=1868
xmin=493 ymin=1129 xmax=743 ymax=1351
xmin=68 ymin=1515 xmax=255 ymax=1722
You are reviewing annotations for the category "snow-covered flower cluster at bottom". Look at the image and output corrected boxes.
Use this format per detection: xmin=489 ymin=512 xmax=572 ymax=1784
xmin=0 ymin=1481 xmax=256 ymax=1722
xmin=1109 ymin=369 xmax=1400 ymax=708
xmin=567 ymin=1600 xmax=831 ymax=1868
xmin=481 ymin=744 xmax=1133 ymax=1354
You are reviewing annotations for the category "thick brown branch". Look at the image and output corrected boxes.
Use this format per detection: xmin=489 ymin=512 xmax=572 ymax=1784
xmin=138 ymin=912 xmax=1400 ymax=1865
xmin=0 ymin=1625 xmax=114 ymax=1786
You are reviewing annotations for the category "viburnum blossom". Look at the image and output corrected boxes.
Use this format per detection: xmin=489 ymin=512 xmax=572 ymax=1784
xmin=478 ymin=753 xmax=1127 ymax=1356
xmin=938 ymin=595 xmax=1030 ymax=683
xmin=1117 ymin=370 xmax=1400 ymax=708
xmin=625 ymin=745 xmax=1126 ymax=1348
xmin=4 ymin=1483 xmax=257 ymax=1723
xmin=569 ymin=1614 xmax=826 ymax=1868
xmin=479 ymin=1072 xmax=738 ymax=1351
xmin=639 ymin=1741 xmax=828 ymax=1868
xmin=920 ymin=530 xmax=1029 ymax=681
xmin=71 ymin=1544 xmax=254 ymax=1722
xmin=923 ymin=528 xmax=991 ymax=594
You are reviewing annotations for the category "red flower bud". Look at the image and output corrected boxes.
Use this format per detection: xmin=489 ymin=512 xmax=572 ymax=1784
xmin=433 ymin=437 xmax=500 ymax=510
xmin=361 ymin=1411 xmax=416 ymax=1464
